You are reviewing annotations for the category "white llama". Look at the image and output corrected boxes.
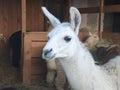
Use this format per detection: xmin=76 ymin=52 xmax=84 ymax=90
xmin=42 ymin=6 xmax=120 ymax=90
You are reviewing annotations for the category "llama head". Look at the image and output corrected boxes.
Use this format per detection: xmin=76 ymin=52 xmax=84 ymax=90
xmin=42 ymin=7 xmax=81 ymax=61
xmin=85 ymin=32 xmax=99 ymax=49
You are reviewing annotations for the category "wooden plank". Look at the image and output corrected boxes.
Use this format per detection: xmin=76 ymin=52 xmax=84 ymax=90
xmin=66 ymin=0 xmax=72 ymax=21
xmin=23 ymin=35 xmax=32 ymax=84
xmin=79 ymin=4 xmax=120 ymax=13
xmin=22 ymin=0 xmax=26 ymax=33
xmin=26 ymin=0 xmax=44 ymax=32
xmin=79 ymin=7 xmax=99 ymax=13
xmin=26 ymin=0 xmax=32 ymax=31
xmin=31 ymin=57 xmax=47 ymax=78
xmin=31 ymin=41 xmax=46 ymax=57
xmin=31 ymin=57 xmax=45 ymax=66
xmin=0 ymin=0 xmax=22 ymax=37
xmin=22 ymin=32 xmax=48 ymax=84
xmin=98 ymin=0 xmax=104 ymax=39
xmin=25 ymin=32 xmax=48 ymax=41
xmin=104 ymin=5 xmax=120 ymax=13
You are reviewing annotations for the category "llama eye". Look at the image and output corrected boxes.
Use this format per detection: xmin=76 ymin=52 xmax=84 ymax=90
xmin=64 ymin=36 xmax=71 ymax=42
xmin=47 ymin=36 xmax=50 ymax=40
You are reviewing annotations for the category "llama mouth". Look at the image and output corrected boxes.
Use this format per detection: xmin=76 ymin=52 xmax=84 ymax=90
xmin=42 ymin=53 xmax=56 ymax=61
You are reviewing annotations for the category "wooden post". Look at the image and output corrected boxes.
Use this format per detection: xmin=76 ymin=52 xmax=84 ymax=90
xmin=98 ymin=0 xmax=104 ymax=40
xmin=22 ymin=0 xmax=26 ymax=33
xmin=23 ymin=35 xmax=32 ymax=84
xmin=66 ymin=0 xmax=72 ymax=21
xmin=21 ymin=0 xmax=31 ymax=84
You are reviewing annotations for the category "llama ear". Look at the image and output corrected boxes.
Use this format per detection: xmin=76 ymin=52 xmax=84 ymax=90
xmin=41 ymin=7 xmax=61 ymax=27
xmin=70 ymin=7 xmax=81 ymax=35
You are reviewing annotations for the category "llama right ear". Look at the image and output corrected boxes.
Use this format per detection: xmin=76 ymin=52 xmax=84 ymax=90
xmin=70 ymin=7 xmax=81 ymax=35
xmin=41 ymin=7 xmax=61 ymax=27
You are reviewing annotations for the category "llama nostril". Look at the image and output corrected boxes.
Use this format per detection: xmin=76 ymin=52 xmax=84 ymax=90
xmin=44 ymin=48 xmax=53 ymax=56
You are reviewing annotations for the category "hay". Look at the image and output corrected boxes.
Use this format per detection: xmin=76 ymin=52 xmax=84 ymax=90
xmin=0 ymin=55 xmax=55 ymax=90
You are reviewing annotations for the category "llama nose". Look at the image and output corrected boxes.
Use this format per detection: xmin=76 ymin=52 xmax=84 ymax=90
xmin=44 ymin=48 xmax=53 ymax=56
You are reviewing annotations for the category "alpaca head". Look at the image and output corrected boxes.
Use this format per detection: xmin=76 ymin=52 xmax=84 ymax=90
xmin=42 ymin=7 xmax=81 ymax=61
xmin=85 ymin=32 xmax=99 ymax=49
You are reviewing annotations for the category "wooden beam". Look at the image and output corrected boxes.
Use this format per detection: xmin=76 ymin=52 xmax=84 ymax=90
xmin=66 ymin=0 xmax=72 ymax=21
xmin=22 ymin=0 xmax=26 ymax=33
xmin=23 ymin=35 xmax=32 ymax=84
xmin=79 ymin=4 xmax=120 ymax=13
xmin=98 ymin=0 xmax=104 ymax=40
xmin=104 ymin=5 xmax=120 ymax=13
xmin=21 ymin=0 xmax=28 ymax=84
xmin=79 ymin=7 xmax=99 ymax=13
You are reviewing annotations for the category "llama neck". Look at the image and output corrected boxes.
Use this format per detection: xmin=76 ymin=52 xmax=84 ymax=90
xmin=59 ymin=43 xmax=113 ymax=90
xmin=59 ymin=44 xmax=95 ymax=90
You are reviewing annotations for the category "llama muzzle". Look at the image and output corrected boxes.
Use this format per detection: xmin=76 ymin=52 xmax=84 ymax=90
xmin=42 ymin=48 xmax=56 ymax=61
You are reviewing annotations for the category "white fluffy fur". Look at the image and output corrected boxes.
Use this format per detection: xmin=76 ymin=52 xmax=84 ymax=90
xmin=42 ymin=7 xmax=119 ymax=90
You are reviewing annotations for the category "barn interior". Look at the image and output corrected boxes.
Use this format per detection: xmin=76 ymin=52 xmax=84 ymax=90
xmin=0 ymin=0 xmax=119 ymax=89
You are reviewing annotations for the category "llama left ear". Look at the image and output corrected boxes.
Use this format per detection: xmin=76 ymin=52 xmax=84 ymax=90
xmin=41 ymin=7 xmax=61 ymax=27
xmin=70 ymin=7 xmax=81 ymax=35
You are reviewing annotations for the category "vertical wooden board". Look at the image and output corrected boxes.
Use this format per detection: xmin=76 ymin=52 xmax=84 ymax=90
xmin=98 ymin=0 xmax=104 ymax=39
xmin=30 ymin=41 xmax=47 ymax=80
xmin=22 ymin=32 xmax=48 ymax=84
xmin=30 ymin=57 xmax=47 ymax=83
xmin=31 ymin=58 xmax=47 ymax=75
xmin=38 ymin=0 xmax=45 ymax=31
xmin=3 ymin=0 xmax=8 ymax=37
xmin=26 ymin=0 xmax=44 ymax=32
xmin=17 ymin=0 xmax=22 ymax=30
xmin=23 ymin=35 xmax=32 ymax=84
xmin=66 ymin=0 xmax=72 ymax=21
xmin=7 ymin=0 xmax=12 ymax=37
xmin=22 ymin=0 xmax=26 ymax=33
xmin=26 ymin=0 xmax=32 ymax=31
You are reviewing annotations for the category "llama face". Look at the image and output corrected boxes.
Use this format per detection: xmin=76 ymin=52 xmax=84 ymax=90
xmin=42 ymin=23 xmax=80 ymax=61
xmin=42 ymin=7 xmax=81 ymax=61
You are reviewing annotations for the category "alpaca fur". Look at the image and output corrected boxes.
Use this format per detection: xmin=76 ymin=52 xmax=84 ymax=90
xmin=46 ymin=22 xmax=66 ymax=90
xmin=46 ymin=26 xmax=99 ymax=89
xmin=42 ymin=7 xmax=118 ymax=90
xmin=84 ymin=32 xmax=99 ymax=50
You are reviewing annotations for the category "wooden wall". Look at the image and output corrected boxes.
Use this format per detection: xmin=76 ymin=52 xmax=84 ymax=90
xmin=0 ymin=0 xmax=45 ymax=57
xmin=0 ymin=0 xmax=45 ymax=38
xmin=0 ymin=0 xmax=22 ymax=56
xmin=23 ymin=32 xmax=48 ymax=84
xmin=26 ymin=0 xmax=44 ymax=32
xmin=0 ymin=0 xmax=22 ymax=38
